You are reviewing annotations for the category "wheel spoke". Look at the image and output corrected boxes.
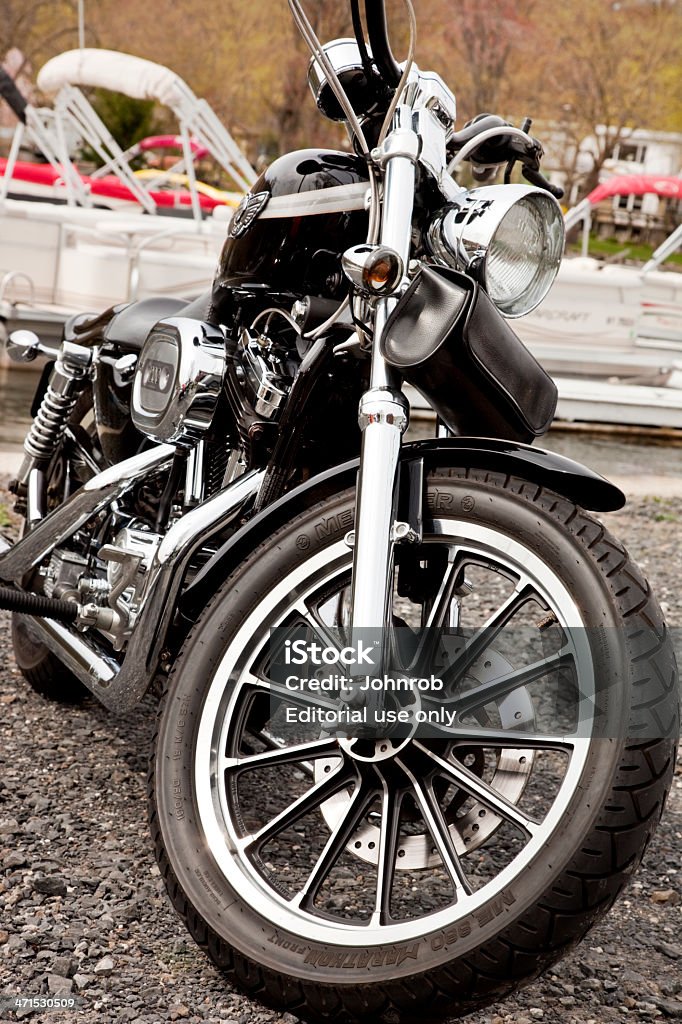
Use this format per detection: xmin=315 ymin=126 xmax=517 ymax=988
xmin=396 ymin=758 xmax=473 ymax=899
xmin=440 ymin=583 xmax=535 ymax=690
xmin=408 ymin=550 xmax=465 ymax=668
xmin=220 ymin=737 xmax=341 ymax=774
xmin=293 ymin=776 xmax=378 ymax=911
xmin=424 ymin=648 xmax=575 ymax=721
xmin=241 ymin=672 xmax=338 ymax=713
xmin=430 ymin=726 xmax=578 ymax=751
xmin=373 ymin=783 xmax=404 ymax=925
xmin=239 ymin=759 xmax=357 ymax=853
xmin=293 ymin=600 xmax=346 ymax=655
xmin=423 ymin=549 xmax=465 ymax=631
xmin=413 ymin=740 xmax=540 ymax=838
xmin=201 ymin=506 xmax=602 ymax=943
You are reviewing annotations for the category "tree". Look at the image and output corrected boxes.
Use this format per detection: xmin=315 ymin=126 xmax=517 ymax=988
xmin=422 ymin=0 xmax=539 ymax=124
xmin=264 ymin=1 xmax=354 ymax=155
xmin=80 ymin=89 xmax=160 ymax=163
xmin=0 ymin=1 xmax=85 ymax=77
xmin=536 ymin=0 xmax=682 ymax=196
xmin=3 ymin=0 xmax=681 ymax=188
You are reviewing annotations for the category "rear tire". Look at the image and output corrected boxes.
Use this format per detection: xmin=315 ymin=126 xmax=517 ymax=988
xmin=11 ymin=614 xmax=89 ymax=704
xmin=150 ymin=467 xmax=678 ymax=1022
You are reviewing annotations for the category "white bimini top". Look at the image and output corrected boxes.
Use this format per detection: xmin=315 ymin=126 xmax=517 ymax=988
xmin=37 ymin=49 xmax=186 ymax=109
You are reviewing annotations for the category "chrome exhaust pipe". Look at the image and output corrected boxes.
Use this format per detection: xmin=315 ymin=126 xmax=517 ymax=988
xmin=0 ymin=445 xmax=175 ymax=583
xmin=16 ymin=467 xmax=265 ymax=712
xmin=23 ymin=616 xmax=119 ymax=690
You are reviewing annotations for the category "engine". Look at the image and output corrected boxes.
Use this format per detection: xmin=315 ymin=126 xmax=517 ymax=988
xmin=222 ymin=323 xmax=300 ymax=463
xmin=42 ymin=515 xmax=163 ymax=651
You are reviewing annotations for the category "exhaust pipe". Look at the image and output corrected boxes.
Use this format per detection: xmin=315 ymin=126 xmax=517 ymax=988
xmin=23 ymin=615 xmax=118 ymax=688
xmin=16 ymin=467 xmax=265 ymax=711
xmin=0 ymin=445 xmax=174 ymax=583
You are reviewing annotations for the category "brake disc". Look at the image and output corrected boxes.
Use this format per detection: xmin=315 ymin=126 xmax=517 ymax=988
xmin=314 ymin=647 xmax=535 ymax=869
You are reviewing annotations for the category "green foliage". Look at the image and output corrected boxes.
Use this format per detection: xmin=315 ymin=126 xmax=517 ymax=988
xmin=567 ymin=233 xmax=682 ymax=268
xmin=79 ymin=88 xmax=161 ymax=165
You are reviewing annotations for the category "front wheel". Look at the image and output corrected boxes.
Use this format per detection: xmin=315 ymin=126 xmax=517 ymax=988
xmin=150 ymin=467 xmax=678 ymax=1022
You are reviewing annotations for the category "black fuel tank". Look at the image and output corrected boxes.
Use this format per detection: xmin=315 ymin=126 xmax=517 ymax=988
xmin=211 ymin=149 xmax=369 ymax=320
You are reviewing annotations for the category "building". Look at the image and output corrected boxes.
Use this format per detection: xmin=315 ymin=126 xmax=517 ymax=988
xmin=540 ymin=123 xmax=682 ymax=244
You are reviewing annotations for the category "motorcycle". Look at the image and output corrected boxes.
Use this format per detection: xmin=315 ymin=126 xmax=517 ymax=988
xmin=0 ymin=1 xmax=678 ymax=1020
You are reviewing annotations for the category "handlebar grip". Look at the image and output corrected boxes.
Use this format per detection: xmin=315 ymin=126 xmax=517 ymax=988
xmin=0 ymin=68 xmax=27 ymax=124
xmin=521 ymin=165 xmax=564 ymax=200
xmin=449 ymin=115 xmax=511 ymax=154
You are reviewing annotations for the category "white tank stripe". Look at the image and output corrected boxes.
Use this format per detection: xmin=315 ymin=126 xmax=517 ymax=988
xmin=257 ymin=182 xmax=369 ymax=219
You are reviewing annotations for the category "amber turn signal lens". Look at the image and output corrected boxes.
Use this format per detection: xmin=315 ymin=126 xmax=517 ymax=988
xmin=341 ymin=243 xmax=404 ymax=295
xmin=363 ymin=255 xmax=399 ymax=292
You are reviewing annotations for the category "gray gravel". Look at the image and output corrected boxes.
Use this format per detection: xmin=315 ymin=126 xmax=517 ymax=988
xmin=0 ymin=494 xmax=680 ymax=1024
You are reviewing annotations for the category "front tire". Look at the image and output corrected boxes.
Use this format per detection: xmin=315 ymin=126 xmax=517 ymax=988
xmin=150 ymin=467 xmax=678 ymax=1022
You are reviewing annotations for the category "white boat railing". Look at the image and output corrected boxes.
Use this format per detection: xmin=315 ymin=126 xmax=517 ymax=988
xmin=0 ymin=270 xmax=35 ymax=307
xmin=53 ymin=85 xmax=156 ymax=213
xmin=0 ymin=199 xmax=225 ymax=313
xmin=0 ymin=105 xmax=91 ymax=207
xmin=643 ymin=222 xmax=682 ymax=273
xmin=1 ymin=49 xmax=257 ymax=225
xmin=564 ymin=187 xmax=682 ymax=272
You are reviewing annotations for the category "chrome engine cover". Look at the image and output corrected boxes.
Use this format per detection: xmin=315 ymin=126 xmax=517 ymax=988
xmin=131 ymin=317 xmax=226 ymax=447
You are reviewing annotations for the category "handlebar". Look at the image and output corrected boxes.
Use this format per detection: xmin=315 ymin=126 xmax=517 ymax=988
xmin=449 ymin=115 xmax=511 ymax=153
xmin=520 ymin=166 xmax=564 ymax=200
xmin=449 ymin=114 xmax=564 ymax=201
xmin=344 ymin=6 xmax=565 ymax=201
xmin=363 ymin=1 xmax=401 ymax=89
xmin=0 ymin=68 xmax=27 ymax=124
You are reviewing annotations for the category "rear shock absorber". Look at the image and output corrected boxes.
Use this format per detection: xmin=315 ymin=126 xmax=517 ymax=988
xmin=12 ymin=341 xmax=93 ymax=503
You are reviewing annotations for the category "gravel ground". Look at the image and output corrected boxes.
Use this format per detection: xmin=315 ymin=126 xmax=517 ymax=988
xmin=0 ymin=492 xmax=680 ymax=1024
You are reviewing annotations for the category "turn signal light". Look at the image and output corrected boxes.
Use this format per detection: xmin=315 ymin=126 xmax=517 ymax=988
xmin=341 ymin=244 xmax=404 ymax=296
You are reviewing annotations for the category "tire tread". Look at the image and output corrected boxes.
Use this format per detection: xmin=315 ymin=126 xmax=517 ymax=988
xmin=148 ymin=470 xmax=679 ymax=1022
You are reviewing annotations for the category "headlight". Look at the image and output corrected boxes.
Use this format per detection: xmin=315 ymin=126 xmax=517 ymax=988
xmin=307 ymin=38 xmax=382 ymax=122
xmin=131 ymin=317 xmax=226 ymax=446
xmin=426 ymin=184 xmax=565 ymax=318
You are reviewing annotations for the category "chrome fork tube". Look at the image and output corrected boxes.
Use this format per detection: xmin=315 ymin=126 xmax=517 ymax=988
xmin=350 ymin=391 xmax=408 ymax=632
xmin=350 ymin=106 xmax=417 ymax=633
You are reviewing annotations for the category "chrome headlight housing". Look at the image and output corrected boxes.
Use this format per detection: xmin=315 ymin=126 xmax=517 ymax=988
xmin=131 ymin=317 xmax=226 ymax=446
xmin=427 ymin=184 xmax=565 ymax=318
xmin=308 ymin=38 xmax=383 ymax=122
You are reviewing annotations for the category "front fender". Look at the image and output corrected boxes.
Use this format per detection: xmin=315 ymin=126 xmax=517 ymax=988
xmin=181 ymin=437 xmax=624 ymax=618
xmin=405 ymin=437 xmax=624 ymax=511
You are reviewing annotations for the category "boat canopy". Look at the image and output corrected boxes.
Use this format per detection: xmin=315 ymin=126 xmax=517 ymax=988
xmin=37 ymin=50 xmax=186 ymax=109
xmin=564 ymin=174 xmax=682 ymax=239
xmin=585 ymin=175 xmax=682 ymax=205
xmin=1 ymin=47 xmax=256 ymax=219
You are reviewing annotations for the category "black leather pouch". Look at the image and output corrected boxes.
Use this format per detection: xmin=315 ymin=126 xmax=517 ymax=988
xmin=380 ymin=265 xmax=557 ymax=442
